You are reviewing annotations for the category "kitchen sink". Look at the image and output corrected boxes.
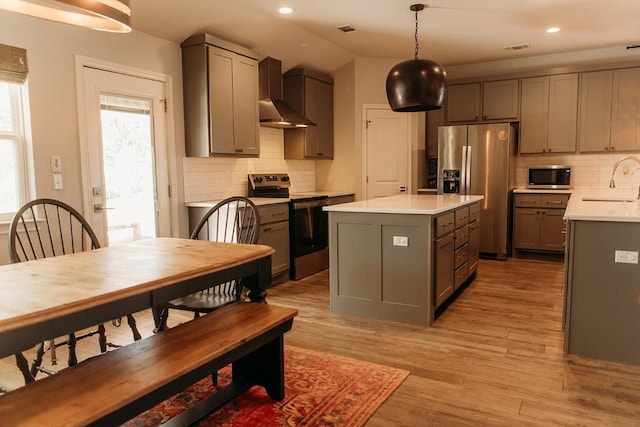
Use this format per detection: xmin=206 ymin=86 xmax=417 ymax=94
xmin=581 ymin=196 xmax=637 ymax=202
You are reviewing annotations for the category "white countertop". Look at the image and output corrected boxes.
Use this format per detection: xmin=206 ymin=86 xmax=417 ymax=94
xmin=323 ymin=194 xmax=484 ymax=215
xmin=186 ymin=191 xmax=355 ymax=208
xmin=564 ymin=189 xmax=640 ymax=222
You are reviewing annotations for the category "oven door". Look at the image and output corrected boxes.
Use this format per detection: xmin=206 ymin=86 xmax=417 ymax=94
xmin=290 ymin=197 xmax=329 ymax=258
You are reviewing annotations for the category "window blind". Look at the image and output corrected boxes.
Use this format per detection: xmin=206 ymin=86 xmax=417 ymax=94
xmin=0 ymin=44 xmax=28 ymax=84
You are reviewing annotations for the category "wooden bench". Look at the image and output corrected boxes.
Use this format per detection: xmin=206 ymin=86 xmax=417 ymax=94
xmin=0 ymin=302 xmax=298 ymax=426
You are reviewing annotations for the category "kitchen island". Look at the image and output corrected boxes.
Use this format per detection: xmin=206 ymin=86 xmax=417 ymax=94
xmin=324 ymin=194 xmax=483 ymax=326
xmin=563 ymin=190 xmax=640 ymax=365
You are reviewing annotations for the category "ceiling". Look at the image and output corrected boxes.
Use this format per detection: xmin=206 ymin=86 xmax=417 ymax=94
xmin=131 ymin=0 xmax=640 ymax=75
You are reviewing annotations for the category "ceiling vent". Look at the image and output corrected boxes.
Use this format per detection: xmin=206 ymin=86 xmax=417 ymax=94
xmin=504 ymin=43 xmax=531 ymax=51
xmin=338 ymin=25 xmax=356 ymax=33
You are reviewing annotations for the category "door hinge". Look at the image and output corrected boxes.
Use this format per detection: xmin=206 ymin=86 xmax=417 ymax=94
xmin=168 ymin=184 xmax=172 ymax=198
xmin=161 ymin=99 xmax=168 ymax=113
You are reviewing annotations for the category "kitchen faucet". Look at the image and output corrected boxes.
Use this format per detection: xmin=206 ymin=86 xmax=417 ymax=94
xmin=608 ymin=156 xmax=640 ymax=188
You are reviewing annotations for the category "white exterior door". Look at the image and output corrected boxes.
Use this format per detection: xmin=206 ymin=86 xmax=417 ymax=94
xmin=364 ymin=107 xmax=409 ymax=198
xmin=79 ymin=67 xmax=171 ymax=246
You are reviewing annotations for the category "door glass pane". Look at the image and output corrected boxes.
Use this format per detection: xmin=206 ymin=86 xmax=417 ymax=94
xmin=100 ymin=94 xmax=157 ymax=245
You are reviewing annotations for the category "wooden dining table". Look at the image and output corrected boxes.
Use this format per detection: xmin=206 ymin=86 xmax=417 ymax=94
xmin=0 ymin=237 xmax=274 ymax=360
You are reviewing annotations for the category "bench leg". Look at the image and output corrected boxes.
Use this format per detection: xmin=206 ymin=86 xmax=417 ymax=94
xmin=232 ymin=335 xmax=285 ymax=401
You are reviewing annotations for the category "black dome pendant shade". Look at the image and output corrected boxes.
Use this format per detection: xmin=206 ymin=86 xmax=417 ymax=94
xmin=386 ymin=4 xmax=447 ymax=112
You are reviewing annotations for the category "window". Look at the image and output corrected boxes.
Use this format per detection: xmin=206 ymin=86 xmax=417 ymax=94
xmin=0 ymin=43 xmax=31 ymax=222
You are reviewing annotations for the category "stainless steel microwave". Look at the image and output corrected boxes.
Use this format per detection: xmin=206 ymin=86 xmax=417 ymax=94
xmin=527 ymin=165 xmax=571 ymax=189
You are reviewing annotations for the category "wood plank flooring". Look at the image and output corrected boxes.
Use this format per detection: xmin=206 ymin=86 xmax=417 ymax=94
xmin=2 ymin=257 xmax=640 ymax=425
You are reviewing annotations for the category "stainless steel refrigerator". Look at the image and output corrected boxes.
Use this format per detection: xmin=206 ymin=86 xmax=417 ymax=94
xmin=437 ymin=123 xmax=517 ymax=259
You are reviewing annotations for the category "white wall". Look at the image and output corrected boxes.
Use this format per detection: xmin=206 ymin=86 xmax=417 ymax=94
xmin=320 ymin=57 xmax=425 ymax=200
xmin=0 ymin=11 xmax=185 ymax=264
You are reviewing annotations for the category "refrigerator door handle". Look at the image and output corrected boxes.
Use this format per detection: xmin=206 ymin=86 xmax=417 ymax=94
xmin=465 ymin=145 xmax=472 ymax=193
xmin=461 ymin=145 xmax=468 ymax=195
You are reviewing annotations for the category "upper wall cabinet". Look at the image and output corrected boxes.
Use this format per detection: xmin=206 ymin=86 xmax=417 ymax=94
xmin=446 ymin=79 xmax=519 ymax=123
xmin=520 ymin=74 xmax=578 ymax=154
xmin=283 ymin=67 xmax=334 ymax=159
xmin=610 ymin=68 xmax=640 ymax=152
xmin=578 ymin=71 xmax=613 ymax=152
xmin=579 ymin=67 xmax=640 ymax=153
xmin=182 ymin=34 xmax=260 ymax=157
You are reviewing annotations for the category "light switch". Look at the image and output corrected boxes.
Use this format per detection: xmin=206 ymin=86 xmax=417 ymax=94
xmin=51 ymin=155 xmax=62 ymax=173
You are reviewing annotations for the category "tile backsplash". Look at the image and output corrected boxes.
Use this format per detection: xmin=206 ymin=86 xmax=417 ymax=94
xmin=183 ymin=127 xmax=316 ymax=202
xmin=516 ymin=152 xmax=640 ymax=191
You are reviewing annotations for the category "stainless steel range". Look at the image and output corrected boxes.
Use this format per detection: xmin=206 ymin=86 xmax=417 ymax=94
xmin=248 ymin=173 xmax=329 ymax=280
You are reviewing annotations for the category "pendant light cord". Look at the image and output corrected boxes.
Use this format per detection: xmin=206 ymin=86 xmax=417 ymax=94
xmin=414 ymin=10 xmax=420 ymax=60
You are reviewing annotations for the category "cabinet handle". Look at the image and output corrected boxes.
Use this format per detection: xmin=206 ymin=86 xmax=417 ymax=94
xmin=547 ymin=200 xmax=562 ymax=204
xmin=317 ymin=152 xmax=324 ymax=156
xmin=263 ymin=227 xmax=272 ymax=232
xmin=474 ymin=116 xmax=479 ymax=120
xmin=605 ymin=146 xmax=609 ymax=150
xmin=235 ymin=148 xmax=244 ymax=153
xmin=611 ymin=146 xmax=615 ymax=150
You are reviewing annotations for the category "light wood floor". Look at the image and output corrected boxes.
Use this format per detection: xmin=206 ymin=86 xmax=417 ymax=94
xmin=2 ymin=257 xmax=640 ymax=425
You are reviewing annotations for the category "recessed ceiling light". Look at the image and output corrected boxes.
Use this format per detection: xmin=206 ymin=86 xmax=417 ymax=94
xmin=546 ymin=27 xmax=560 ymax=33
xmin=278 ymin=6 xmax=294 ymax=15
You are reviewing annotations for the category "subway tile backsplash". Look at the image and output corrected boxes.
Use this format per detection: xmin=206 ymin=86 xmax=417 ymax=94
xmin=516 ymin=152 xmax=640 ymax=191
xmin=183 ymin=127 xmax=316 ymax=202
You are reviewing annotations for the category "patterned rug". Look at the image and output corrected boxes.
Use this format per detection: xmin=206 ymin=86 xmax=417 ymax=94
xmin=124 ymin=346 xmax=409 ymax=426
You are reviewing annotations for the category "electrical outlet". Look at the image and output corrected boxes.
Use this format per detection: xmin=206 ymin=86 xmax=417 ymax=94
xmin=614 ymin=250 xmax=639 ymax=264
xmin=393 ymin=236 xmax=408 ymax=247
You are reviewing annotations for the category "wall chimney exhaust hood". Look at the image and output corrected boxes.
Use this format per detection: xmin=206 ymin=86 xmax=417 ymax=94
xmin=259 ymin=57 xmax=315 ymax=128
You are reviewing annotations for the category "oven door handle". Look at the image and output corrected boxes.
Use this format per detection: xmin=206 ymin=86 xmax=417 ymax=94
xmin=292 ymin=199 xmax=328 ymax=210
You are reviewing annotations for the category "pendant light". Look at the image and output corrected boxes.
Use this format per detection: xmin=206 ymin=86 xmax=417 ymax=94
xmin=0 ymin=0 xmax=131 ymax=33
xmin=386 ymin=4 xmax=446 ymax=112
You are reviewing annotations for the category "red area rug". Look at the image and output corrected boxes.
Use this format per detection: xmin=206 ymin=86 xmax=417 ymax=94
xmin=124 ymin=346 xmax=409 ymax=426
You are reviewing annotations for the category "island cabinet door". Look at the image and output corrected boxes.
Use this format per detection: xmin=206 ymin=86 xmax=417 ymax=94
xmin=435 ymin=234 xmax=454 ymax=306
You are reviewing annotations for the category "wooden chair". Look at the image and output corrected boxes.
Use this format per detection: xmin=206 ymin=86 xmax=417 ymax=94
xmin=8 ymin=198 xmax=141 ymax=383
xmin=154 ymin=196 xmax=261 ymax=332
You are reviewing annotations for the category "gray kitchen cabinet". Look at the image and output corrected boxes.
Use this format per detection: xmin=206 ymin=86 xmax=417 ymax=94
xmin=426 ymin=107 xmax=444 ymax=157
xmin=446 ymin=83 xmax=481 ymax=123
xmin=283 ymin=67 xmax=334 ymax=159
xmin=578 ymin=70 xmax=613 ymax=152
xmin=182 ymin=34 xmax=260 ymax=157
xmin=435 ymin=234 xmax=455 ymax=306
xmin=446 ymin=80 xmax=519 ymax=123
xmin=564 ymin=220 xmax=640 ymax=365
xmin=257 ymin=203 xmax=290 ymax=278
xmin=468 ymin=203 xmax=480 ymax=274
xmin=434 ymin=202 xmax=479 ymax=307
xmin=610 ymin=67 xmax=640 ymax=152
xmin=520 ymin=74 xmax=578 ymax=154
xmin=481 ymin=79 xmax=520 ymax=121
xmin=513 ymin=193 xmax=569 ymax=253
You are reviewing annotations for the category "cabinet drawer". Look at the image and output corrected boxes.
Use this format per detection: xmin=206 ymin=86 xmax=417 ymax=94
xmin=454 ymin=244 xmax=469 ymax=269
xmin=454 ymin=262 xmax=469 ymax=289
xmin=435 ymin=212 xmax=455 ymax=237
xmin=514 ymin=194 xmax=541 ymax=208
xmin=258 ymin=203 xmax=289 ymax=224
xmin=469 ymin=202 xmax=481 ymax=222
xmin=454 ymin=225 xmax=469 ymax=249
xmin=455 ymin=207 xmax=470 ymax=228
xmin=541 ymin=194 xmax=569 ymax=209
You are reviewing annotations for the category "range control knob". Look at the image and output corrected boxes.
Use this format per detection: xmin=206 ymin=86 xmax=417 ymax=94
xmin=281 ymin=175 xmax=290 ymax=182
xmin=253 ymin=176 xmax=263 ymax=183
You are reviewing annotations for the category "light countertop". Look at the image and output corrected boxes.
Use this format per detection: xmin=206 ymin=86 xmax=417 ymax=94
xmin=323 ymin=194 xmax=484 ymax=215
xmin=186 ymin=191 xmax=355 ymax=208
xmin=186 ymin=198 xmax=289 ymax=208
xmin=564 ymin=189 xmax=640 ymax=222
